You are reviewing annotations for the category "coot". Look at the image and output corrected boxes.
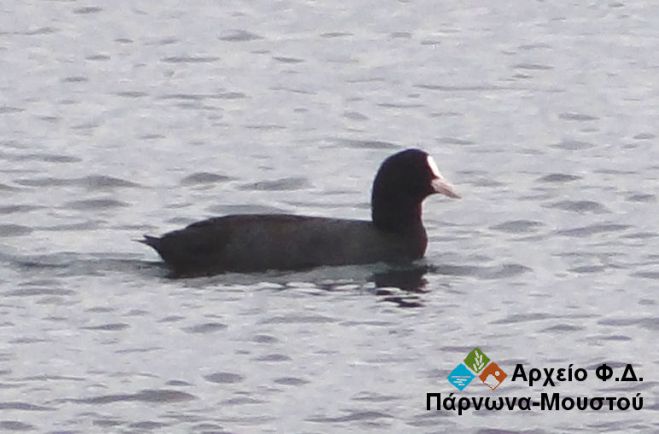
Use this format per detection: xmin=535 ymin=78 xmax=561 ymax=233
xmin=141 ymin=149 xmax=459 ymax=276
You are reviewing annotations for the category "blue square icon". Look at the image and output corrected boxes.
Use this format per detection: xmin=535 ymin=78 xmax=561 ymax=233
xmin=448 ymin=363 xmax=475 ymax=391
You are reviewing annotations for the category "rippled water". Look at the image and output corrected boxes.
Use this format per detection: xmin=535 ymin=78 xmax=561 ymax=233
xmin=2 ymin=1 xmax=658 ymax=432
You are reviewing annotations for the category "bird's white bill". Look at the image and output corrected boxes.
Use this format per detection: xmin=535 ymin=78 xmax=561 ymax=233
xmin=431 ymin=177 xmax=460 ymax=198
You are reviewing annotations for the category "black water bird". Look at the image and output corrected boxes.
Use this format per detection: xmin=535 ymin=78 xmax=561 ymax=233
xmin=140 ymin=149 xmax=460 ymax=276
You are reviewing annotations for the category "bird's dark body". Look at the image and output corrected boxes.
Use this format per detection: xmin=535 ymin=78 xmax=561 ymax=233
xmin=142 ymin=214 xmax=427 ymax=276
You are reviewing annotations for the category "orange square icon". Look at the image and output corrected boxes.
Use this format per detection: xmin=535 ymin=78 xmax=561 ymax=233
xmin=479 ymin=362 xmax=507 ymax=390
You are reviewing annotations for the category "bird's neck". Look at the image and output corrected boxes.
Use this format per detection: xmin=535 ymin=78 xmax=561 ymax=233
xmin=371 ymin=193 xmax=424 ymax=234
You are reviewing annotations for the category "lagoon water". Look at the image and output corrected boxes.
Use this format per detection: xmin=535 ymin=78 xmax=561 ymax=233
xmin=1 ymin=1 xmax=658 ymax=432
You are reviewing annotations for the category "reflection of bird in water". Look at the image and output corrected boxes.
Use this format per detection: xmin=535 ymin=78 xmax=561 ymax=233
xmin=370 ymin=265 xmax=431 ymax=308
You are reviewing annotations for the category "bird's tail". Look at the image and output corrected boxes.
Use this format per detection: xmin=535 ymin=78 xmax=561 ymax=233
xmin=136 ymin=235 xmax=161 ymax=249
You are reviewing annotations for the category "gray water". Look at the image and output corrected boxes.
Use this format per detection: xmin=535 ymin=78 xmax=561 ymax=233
xmin=1 ymin=1 xmax=658 ymax=432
